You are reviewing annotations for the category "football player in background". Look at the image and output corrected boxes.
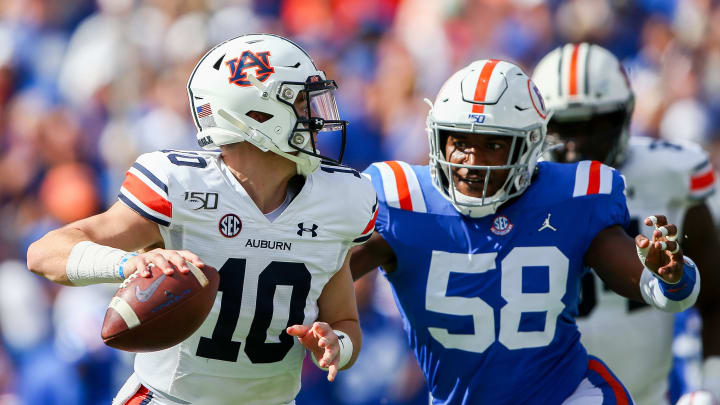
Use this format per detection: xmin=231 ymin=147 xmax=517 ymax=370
xmin=26 ymin=34 xmax=378 ymax=405
xmin=532 ymin=43 xmax=720 ymax=405
xmin=350 ymin=59 xmax=700 ymax=404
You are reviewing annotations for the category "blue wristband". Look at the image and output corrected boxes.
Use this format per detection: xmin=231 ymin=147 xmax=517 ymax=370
xmin=657 ymin=259 xmax=697 ymax=301
xmin=117 ymin=252 xmax=138 ymax=280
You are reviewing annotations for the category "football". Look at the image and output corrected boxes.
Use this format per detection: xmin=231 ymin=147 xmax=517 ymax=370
xmin=101 ymin=261 xmax=219 ymax=352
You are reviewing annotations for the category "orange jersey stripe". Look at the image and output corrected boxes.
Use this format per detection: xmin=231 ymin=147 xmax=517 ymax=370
xmin=384 ymin=161 xmax=413 ymax=211
xmin=586 ymin=161 xmax=601 ymax=195
xmin=471 ymin=59 xmax=500 ymax=114
xmin=588 ymin=359 xmax=629 ymax=405
xmin=569 ymin=44 xmax=580 ymax=96
xmin=123 ymin=172 xmax=172 ymax=218
xmin=361 ymin=206 xmax=379 ymax=235
xmin=126 ymin=386 xmax=152 ymax=405
xmin=691 ymin=169 xmax=715 ymax=191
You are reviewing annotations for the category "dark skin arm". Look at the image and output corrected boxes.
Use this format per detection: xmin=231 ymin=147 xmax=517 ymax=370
xmin=681 ymin=203 xmax=720 ymax=358
xmin=355 ymin=216 xmax=686 ymax=294
xmin=585 ymin=225 xmax=645 ymax=301
xmin=350 ymin=232 xmax=397 ymax=280
xmin=586 ymin=215 xmax=685 ymax=302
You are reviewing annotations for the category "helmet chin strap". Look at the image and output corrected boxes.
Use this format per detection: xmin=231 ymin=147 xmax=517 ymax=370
xmin=209 ymin=109 xmax=320 ymax=175
xmin=247 ymin=73 xmax=270 ymax=98
xmin=451 ymin=186 xmax=504 ymax=218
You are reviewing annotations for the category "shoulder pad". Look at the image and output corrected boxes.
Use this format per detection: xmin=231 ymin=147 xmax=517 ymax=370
xmin=119 ymin=151 xmax=173 ymax=227
xmin=572 ymin=160 xmax=618 ymax=198
xmin=315 ymin=162 xmax=378 ymax=245
xmin=366 ymin=161 xmax=427 ymax=212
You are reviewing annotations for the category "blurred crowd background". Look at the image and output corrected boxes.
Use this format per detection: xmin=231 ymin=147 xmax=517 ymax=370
xmin=0 ymin=0 xmax=719 ymax=404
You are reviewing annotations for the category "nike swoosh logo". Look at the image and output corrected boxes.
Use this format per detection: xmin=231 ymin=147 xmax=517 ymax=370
xmin=135 ymin=274 xmax=166 ymax=302
xmin=515 ymin=105 xmax=529 ymax=111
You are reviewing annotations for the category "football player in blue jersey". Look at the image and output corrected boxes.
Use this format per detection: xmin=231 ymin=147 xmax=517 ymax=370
xmin=350 ymin=59 xmax=700 ymax=404
xmin=532 ymin=43 xmax=720 ymax=405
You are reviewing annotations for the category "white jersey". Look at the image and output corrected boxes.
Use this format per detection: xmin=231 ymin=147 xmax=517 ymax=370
xmin=117 ymin=150 xmax=377 ymax=405
xmin=576 ymin=136 xmax=715 ymax=405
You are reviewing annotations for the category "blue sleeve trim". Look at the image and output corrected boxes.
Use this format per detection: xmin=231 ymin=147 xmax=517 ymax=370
xmin=118 ymin=193 xmax=171 ymax=227
xmin=657 ymin=261 xmax=697 ymax=301
xmin=133 ymin=162 xmax=168 ymax=193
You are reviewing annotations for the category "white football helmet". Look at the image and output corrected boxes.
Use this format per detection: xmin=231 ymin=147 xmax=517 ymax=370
xmin=187 ymin=34 xmax=347 ymax=175
xmin=532 ymin=43 xmax=634 ymax=165
xmin=426 ymin=59 xmax=550 ymax=218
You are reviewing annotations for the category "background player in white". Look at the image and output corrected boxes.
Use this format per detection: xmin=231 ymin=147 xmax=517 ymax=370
xmin=350 ymin=59 xmax=699 ymax=404
xmin=532 ymin=43 xmax=720 ymax=405
xmin=26 ymin=34 xmax=378 ymax=405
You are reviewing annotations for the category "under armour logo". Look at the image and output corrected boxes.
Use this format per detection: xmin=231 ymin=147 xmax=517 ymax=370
xmin=297 ymin=223 xmax=318 ymax=237
xmin=538 ymin=213 xmax=557 ymax=232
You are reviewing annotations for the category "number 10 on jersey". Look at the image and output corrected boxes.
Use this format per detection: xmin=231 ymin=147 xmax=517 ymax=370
xmin=196 ymin=258 xmax=311 ymax=363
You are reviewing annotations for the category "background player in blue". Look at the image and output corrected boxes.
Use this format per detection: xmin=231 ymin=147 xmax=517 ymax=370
xmin=350 ymin=59 xmax=701 ymax=404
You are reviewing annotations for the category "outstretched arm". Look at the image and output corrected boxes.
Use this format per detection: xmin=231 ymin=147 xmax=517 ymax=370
xmin=584 ymin=224 xmax=645 ymax=301
xmin=587 ymin=215 xmax=697 ymax=311
xmin=27 ymin=202 xmax=163 ymax=285
xmin=287 ymin=251 xmax=361 ymax=382
xmin=27 ymin=202 xmax=205 ymax=285
xmin=349 ymin=232 xmax=397 ymax=280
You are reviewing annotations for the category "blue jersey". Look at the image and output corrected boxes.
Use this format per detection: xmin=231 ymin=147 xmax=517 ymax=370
xmin=363 ymin=160 xmax=630 ymax=405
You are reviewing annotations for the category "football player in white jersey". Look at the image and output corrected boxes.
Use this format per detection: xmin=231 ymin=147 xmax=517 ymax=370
xmin=532 ymin=43 xmax=720 ymax=405
xmin=26 ymin=34 xmax=378 ymax=405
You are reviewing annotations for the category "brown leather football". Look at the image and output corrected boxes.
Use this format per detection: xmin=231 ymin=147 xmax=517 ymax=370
xmin=101 ymin=261 xmax=219 ymax=352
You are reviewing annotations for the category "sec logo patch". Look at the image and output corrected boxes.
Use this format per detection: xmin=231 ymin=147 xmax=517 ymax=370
xmin=490 ymin=215 xmax=513 ymax=236
xmin=219 ymin=214 xmax=242 ymax=237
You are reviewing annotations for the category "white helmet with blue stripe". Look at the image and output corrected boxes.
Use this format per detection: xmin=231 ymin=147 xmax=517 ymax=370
xmin=187 ymin=34 xmax=347 ymax=175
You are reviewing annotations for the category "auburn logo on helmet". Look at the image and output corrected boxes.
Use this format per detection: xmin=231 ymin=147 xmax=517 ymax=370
xmin=226 ymin=50 xmax=275 ymax=86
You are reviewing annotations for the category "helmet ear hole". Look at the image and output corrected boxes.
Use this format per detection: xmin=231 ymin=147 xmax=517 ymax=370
xmin=246 ymin=110 xmax=273 ymax=123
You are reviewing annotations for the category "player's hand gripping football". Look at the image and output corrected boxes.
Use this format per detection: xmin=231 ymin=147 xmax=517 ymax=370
xmin=286 ymin=322 xmax=342 ymax=382
xmin=635 ymin=215 xmax=684 ymax=283
xmin=124 ymin=248 xmax=207 ymax=278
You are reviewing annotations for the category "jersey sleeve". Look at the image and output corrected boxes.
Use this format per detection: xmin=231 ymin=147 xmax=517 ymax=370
xmin=362 ymin=163 xmax=390 ymax=239
xmin=362 ymin=161 xmax=430 ymax=244
xmin=118 ymin=151 xmax=173 ymax=227
xmin=320 ymin=163 xmax=379 ymax=247
xmin=572 ymin=161 xmax=630 ymax=236
xmin=346 ymin=176 xmax=379 ymax=246
xmin=688 ymin=158 xmax=716 ymax=202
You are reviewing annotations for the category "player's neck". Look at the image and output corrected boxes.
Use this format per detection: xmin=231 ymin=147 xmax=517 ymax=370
xmin=221 ymin=143 xmax=298 ymax=214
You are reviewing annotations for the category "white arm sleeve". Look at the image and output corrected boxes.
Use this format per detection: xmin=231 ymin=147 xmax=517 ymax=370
xmin=639 ymin=258 xmax=700 ymax=313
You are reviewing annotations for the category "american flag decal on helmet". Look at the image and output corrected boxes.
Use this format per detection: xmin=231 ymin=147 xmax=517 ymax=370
xmin=196 ymin=103 xmax=215 ymax=128
xmin=196 ymin=103 xmax=212 ymax=118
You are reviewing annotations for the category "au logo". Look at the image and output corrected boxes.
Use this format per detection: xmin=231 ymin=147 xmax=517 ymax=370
xmin=226 ymin=50 xmax=275 ymax=87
